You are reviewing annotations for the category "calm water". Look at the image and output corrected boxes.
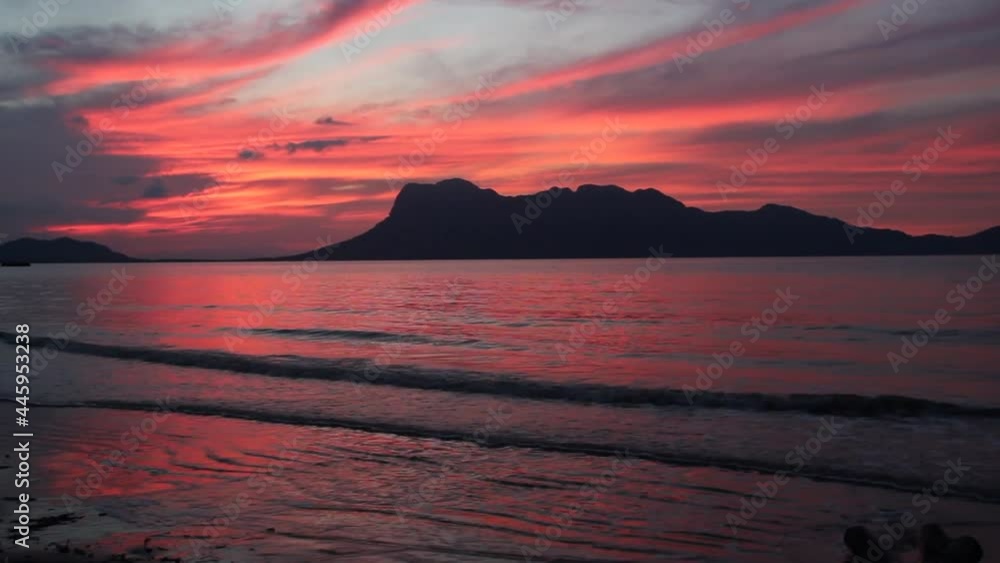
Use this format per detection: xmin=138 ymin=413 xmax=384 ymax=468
xmin=1 ymin=257 xmax=998 ymax=561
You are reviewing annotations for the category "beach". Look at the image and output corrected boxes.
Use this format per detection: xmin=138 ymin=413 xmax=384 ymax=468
xmin=2 ymin=257 xmax=998 ymax=561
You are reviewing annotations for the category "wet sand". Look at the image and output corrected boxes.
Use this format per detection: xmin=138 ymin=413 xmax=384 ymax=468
xmin=2 ymin=407 xmax=995 ymax=562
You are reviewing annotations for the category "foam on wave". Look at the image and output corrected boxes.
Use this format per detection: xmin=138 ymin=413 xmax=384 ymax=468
xmin=4 ymin=332 xmax=997 ymax=419
xmin=20 ymin=398 xmax=1000 ymax=504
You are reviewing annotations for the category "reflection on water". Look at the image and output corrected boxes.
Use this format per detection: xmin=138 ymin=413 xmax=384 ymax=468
xmin=1 ymin=256 xmax=998 ymax=561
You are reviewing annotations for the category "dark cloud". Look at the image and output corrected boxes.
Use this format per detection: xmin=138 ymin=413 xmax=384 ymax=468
xmin=286 ymin=139 xmax=349 ymax=153
xmin=114 ymin=175 xmax=141 ymax=185
xmin=142 ymin=178 xmax=169 ymax=199
xmin=3 ymin=24 xmax=159 ymax=61
xmin=499 ymin=0 xmax=1000 ymax=120
xmin=4 ymin=0 xmax=399 ymax=90
xmin=0 ymin=103 xmax=160 ymax=236
xmin=687 ymin=98 xmax=999 ymax=148
xmin=149 ymin=174 xmax=218 ymax=197
xmin=283 ymin=136 xmax=389 ymax=154
xmin=315 ymin=116 xmax=352 ymax=126
xmin=0 ymin=102 xmax=224 ymax=239
xmin=0 ymin=199 xmax=147 ymax=236
xmin=237 ymin=149 xmax=265 ymax=160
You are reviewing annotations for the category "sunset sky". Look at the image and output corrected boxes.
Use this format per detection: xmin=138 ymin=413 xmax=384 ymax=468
xmin=1 ymin=0 xmax=998 ymax=258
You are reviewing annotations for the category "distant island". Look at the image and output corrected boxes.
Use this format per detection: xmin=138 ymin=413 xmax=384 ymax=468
xmin=0 ymin=237 xmax=134 ymax=263
xmin=281 ymin=178 xmax=1000 ymax=260
xmin=2 ymin=179 xmax=998 ymax=263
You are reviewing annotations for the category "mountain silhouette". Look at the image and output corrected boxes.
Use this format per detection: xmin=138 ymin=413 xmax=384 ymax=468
xmin=4 ymin=181 xmax=997 ymax=263
xmin=284 ymin=178 xmax=1000 ymax=260
xmin=0 ymin=237 xmax=134 ymax=263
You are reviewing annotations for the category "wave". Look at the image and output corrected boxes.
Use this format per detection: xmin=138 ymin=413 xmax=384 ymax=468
xmin=22 ymin=398 xmax=1000 ymax=504
xmin=4 ymin=332 xmax=998 ymax=419
xmin=803 ymin=324 xmax=1000 ymax=343
xmin=240 ymin=327 xmax=481 ymax=347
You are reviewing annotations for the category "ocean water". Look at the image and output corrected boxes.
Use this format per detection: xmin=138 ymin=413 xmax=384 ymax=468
xmin=1 ymin=256 xmax=998 ymax=562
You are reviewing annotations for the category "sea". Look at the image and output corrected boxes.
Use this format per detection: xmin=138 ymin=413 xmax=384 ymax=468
xmin=1 ymin=256 xmax=998 ymax=562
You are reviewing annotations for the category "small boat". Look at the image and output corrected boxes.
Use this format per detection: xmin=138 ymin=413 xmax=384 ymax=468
xmin=1 ymin=261 xmax=31 ymax=267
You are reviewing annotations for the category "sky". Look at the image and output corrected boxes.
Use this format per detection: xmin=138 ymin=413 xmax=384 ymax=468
xmin=0 ymin=0 xmax=998 ymax=259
